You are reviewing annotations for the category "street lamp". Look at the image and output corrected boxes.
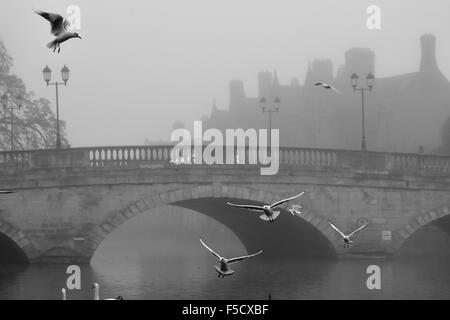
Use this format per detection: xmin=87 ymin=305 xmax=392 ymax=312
xmin=350 ymin=72 xmax=375 ymax=151
xmin=43 ymin=65 xmax=51 ymax=85
xmin=1 ymin=93 xmax=23 ymax=151
xmin=43 ymin=65 xmax=70 ymax=149
xmin=260 ymin=96 xmax=280 ymax=149
xmin=61 ymin=65 xmax=70 ymax=85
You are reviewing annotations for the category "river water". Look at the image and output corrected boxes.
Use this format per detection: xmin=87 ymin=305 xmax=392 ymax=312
xmin=1 ymin=253 xmax=450 ymax=299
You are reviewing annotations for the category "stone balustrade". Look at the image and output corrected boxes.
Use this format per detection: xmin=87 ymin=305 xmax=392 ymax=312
xmin=0 ymin=145 xmax=448 ymax=173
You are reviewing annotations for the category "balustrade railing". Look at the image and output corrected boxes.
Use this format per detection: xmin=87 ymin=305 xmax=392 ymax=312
xmin=88 ymin=146 xmax=172 ymax=167
xmin=0 ymin=146 xmax=449 ymax=173
xmin=0 ymin=150 xmax=33 ymax=169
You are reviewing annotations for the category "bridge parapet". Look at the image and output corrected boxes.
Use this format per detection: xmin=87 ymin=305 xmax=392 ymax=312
xmin=0 ymin=146 xmax=449 ymax=174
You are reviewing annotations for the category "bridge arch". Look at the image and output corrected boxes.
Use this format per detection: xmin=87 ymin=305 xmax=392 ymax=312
xmin=82 ymin=184 xmax=340 ymax=261
xmin=0 ymin=218 xmax=37 ymax=264
xmin=393 ymin=204 xmax=450 ymax=251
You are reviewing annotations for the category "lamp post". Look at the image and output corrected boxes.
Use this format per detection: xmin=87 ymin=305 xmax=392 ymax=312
xmin=1 ymin=93 xmax=23 ymax=151
xmin=43 ymin=65 xmax=70 ymax=149
xmin=350 ymin=72 xmax=375 ymax=151
xmin=260 ymin=96 xmax=280 ymax=149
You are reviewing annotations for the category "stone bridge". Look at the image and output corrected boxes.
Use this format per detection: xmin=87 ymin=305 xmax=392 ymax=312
xmin=1 ymin=145 xmax=450 ymax=264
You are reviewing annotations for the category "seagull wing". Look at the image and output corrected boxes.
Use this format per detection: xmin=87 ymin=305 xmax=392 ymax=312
xmin=200 ymin=238 xmax=222 ymax=259
xmin=33 ymin=10 xmax=68 ymax=36
xmin=270 ymin=192 xmax=304 ymax=208
xmin=289 ymin=205 xmax=302 ymax=215
xmin=228 ymin=250 xmax=263 ymax=264
xmin=348 ymin=224 xmax=368 ymax=238
xmin=0 ymin=190 xmax=15 ymax=194
xmin=226 ymin=202 xmax=265 ymax=212
xmin=327 ymin=220 xmax=346 ymax=238
xmin=330 ymin=86 xmax=342 ymax=94
xmin=62 ymin=19 xmax=71 ymax=31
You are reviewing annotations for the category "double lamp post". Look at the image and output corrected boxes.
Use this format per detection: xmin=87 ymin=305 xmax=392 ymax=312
xmin=259 ymin=96 xmax=280 ymax=149
xmin=350 ymin=72 xmax=375 ymax=151
xmin=42 ymin=65 xmax=70 ymax=149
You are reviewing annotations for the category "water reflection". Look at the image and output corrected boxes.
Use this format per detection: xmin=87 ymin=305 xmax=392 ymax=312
xmin=2 ymin=256 xmax=450 ymax=299
xmin=2 ymin=206 xmax=450 ymax=299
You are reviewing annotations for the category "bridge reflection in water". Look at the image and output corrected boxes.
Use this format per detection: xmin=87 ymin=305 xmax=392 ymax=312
xmin=0 ymin=145 xmax=449 ymax=264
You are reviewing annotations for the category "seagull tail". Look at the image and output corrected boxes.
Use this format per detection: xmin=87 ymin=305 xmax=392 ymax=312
xmin=32 ymin=9 xmax=43 ymax=16
xmin=46 ymin=40 xmax=57 ymax=49
xmin=259 ymin=211 xmax=280 ymax=221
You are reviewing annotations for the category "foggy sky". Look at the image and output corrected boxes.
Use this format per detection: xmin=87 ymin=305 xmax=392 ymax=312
xmin=1 ymin=0 xmax=450 ymax=147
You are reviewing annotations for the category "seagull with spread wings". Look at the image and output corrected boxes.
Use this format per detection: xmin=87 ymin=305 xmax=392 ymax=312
xmin=33 ymin=9 xmax=82 ymax=53
xmin=200 ymin=238 xmax=263 ymax=278
xmin=315 ymin=82 xmax=342 ymax=94
xmin=226 ymin=192 xmax=305 ymax=222
xmin=327 ymin=220 xmax=368 ymax=248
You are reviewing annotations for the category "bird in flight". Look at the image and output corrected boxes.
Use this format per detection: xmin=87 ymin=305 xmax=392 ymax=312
xmin=226 ymin=192 xmax=305 ymax=222
xmin=327 ymin=220 xmax=368 ymax=248
xmin=315 ymin=82 xmax=341 ymax=94
xmin=200 ymin=238 xmax=263 ymax=279
xmin=33 ymin=9 xmax=82 ymax=53
xmin=288 ymin=204 xmax=303 ymax=216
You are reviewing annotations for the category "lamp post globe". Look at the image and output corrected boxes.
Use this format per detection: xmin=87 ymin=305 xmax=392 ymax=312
xmin=43 ymin=66 xmax=52 ymax=86
xmin=61 ymin=65 xmax=70 ymax=85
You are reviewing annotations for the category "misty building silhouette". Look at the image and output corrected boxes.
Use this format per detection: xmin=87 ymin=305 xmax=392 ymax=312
xmin=201 ymin=34 xmax=450 ymax=153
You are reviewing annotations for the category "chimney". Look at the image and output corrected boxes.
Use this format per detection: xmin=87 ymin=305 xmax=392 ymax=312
xmin=272 ymin=70 xmax=280 ymax=87
xmin=304 ymin=62 xmax=313 ymax=85
xmin=229 ymin=80 xmax=245 ymax=111
xmin=420 ymin=34 xmax=438 ymax=72
xmin=258 ymin=70 xmax=272 ymax=97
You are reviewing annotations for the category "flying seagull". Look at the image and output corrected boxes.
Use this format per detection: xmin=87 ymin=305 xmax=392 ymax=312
xmin=288 ymin=204 xmax=303 ymax=216
xmin=327 ymin=220 xmax=368 ymax=248
xmin=226 ymin=192 xmax=305 ymax=222
xmin=200 ymin=238 xmax=263 ymax=279
xmin=33 ymin=9 xmax=81 ymax=53
xmin=315 ymin=82 xmax=341 ymax=94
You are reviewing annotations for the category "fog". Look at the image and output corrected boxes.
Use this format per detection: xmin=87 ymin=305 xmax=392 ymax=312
xmin=1 ymin=0 xmax=450 ymax=147
xmin=91 ymin=206 xmax=245 ymax=263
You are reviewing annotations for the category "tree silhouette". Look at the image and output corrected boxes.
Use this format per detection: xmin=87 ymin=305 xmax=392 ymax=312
xmin=0 ymin=40 xmax=69 ymax=150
